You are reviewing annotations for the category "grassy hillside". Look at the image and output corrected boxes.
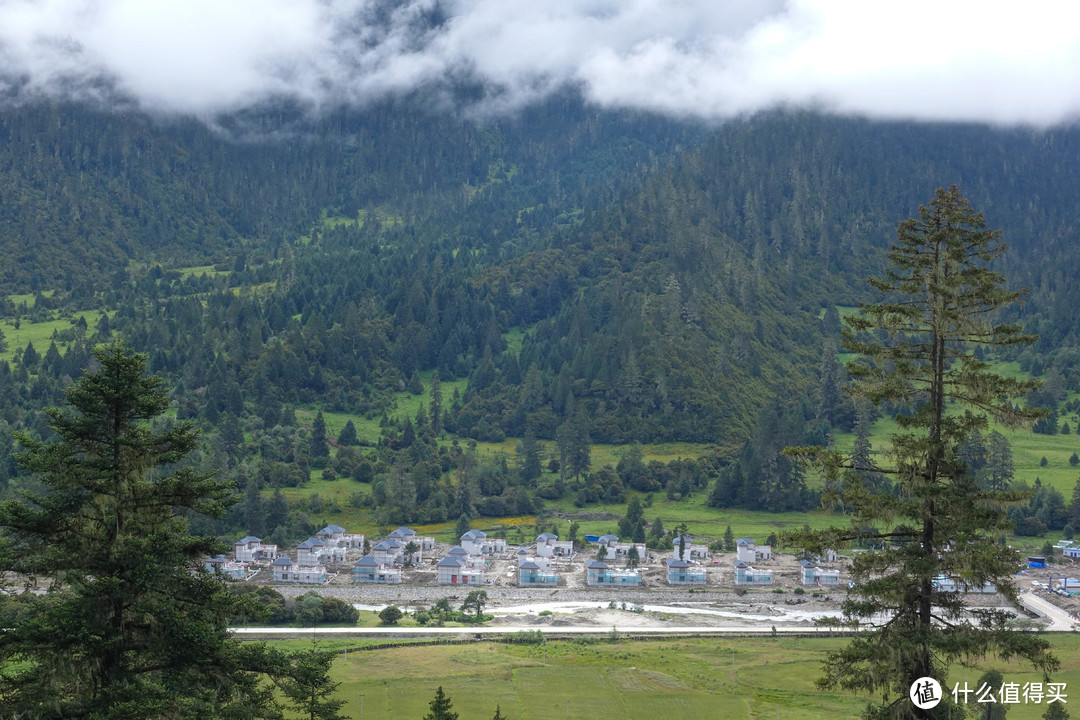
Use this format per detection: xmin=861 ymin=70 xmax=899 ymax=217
xmin=266 ymin=635 xmax=1080 ymax=720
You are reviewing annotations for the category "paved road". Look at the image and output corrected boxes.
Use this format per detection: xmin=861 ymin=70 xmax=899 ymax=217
xmin=1017 ymin=592 xmax=1077 ymax=631
xmin=231 ymin=624 xmax=839 ymax=638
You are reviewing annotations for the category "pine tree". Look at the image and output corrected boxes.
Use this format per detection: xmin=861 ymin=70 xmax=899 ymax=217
xmin=0 ymin=342 xmax=283 ymax=718
xmin=280 ymin=649 xmax=350 ymax=720
xmin=984 ymin=430 xmax=1015 ymax=491
xmin=267 ymin=487 xmax=289 ymax=531
xmin=430 ymin=371 xmax=443 ymax=435
xmin=423 ymin=687 xmax=459 ymax=720
xmin=787 ymin=187 xmax=1058 ymax=719
xmin=723 ymin=525 xmax=735 ymax=551
xmin=244 ymin=477 xmax=266 ymax=537
xmin=517 ymin=426 xmax=543 ymax=482
xmin=310 ymin=410 xmax=330 ymax=460
xmin=337 ymin=419 xmax=358 ymax=446
xmin=1069 ymin=478 xmax=1080 ymax=531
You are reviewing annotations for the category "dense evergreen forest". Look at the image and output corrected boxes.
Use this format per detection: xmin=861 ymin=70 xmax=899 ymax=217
xmin=3 ymin=97 xmax=1080 ymax=541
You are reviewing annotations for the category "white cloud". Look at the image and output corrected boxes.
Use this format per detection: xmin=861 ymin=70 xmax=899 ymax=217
xmin=0 ymin=0 xmax=1078 ymax=125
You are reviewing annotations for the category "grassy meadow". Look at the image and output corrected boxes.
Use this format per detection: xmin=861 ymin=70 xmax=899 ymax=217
xmin=267 ymin=634 xmax=1080 ymax=720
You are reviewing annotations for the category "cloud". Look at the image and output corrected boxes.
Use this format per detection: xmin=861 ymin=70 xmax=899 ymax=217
xmin=1 ymin=0 xmax=1079 ymax=125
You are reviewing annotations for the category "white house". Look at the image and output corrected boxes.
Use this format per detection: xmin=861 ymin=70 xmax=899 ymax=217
xmin=931 ymin=576 xmax=995 ymax=594
xmin=536 ymin=533 xmax=574 ymax=557
xmin=436 ymin=555 xmax=484 ymax=586
xmin=585 ymin=559 xmax=642 ymax=586
xmin=595 ymin=534 xmax=646 ymax=560
xmin=372 ymin=538 xmax=404 ymax=566
xmin=271 ymin=556 xmax=326 ymax=584
xmin=666 ymin=557 xmax=706 ymax=585
xmin=316 ymin=524 xmax=347 ymax=542
xmin=733 ymin=561 xmax=772 ymax=586
xmin=1063 ymin=545 xmax=1080 ymax=560
xmin=460 ymin=529 xmax=488 ymax=555
xmin=204 ymin=555 xmax=249 ymax=580
xmin=352 ymin=555 xmax=402 ymax=584
xmin=671 ymin=534 xmax=709 ymax=562
xmin=388 ymin=526 xmax=435 ymax=551
xmin=736 ymin=538 xmax=771 ymax=564
xmin=297 ymin=537 xmax=345 ymax=566
xmin=517 ymin=552 xmax=553 ymax=571
xmin=316 ymin=524 xmax=365 ymax=549
xmin=459 ymin=529 xmax=507 ymax=555
xmin=447 ymin=545 xmax=485 ymax=571
xmin=519 ymin=560 xmax=560 ymax=587
xmin=233 ymin=536 xmax=278 ymax=562
xmin=800 ymin=560 xmax=839 ymax=586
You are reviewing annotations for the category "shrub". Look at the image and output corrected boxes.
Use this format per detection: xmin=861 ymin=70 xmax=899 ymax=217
xmin=794 ymin=587 xmax=805 ymax=595
xmin=378 ymin=606 xmax=403 ymax=625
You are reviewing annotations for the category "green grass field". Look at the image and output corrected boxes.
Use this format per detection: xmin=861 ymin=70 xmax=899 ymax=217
xmin=269 ymin=634 xmax=1080 ymax=720
xmin=0 ymin=310 xmax=109 ymax=365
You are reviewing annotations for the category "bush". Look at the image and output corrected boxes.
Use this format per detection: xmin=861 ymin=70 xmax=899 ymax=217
xmin=793 ymin=587 xmax=805 ymax=595
xmin=378 ymin=606 xmax=403 ymax=625
xmin=772 ymin=588 xmax=785 ymax=594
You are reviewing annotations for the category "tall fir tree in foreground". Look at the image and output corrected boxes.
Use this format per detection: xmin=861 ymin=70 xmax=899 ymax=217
xmin=787 ymin=186 xmax=1058 ymax=719
xmin=423 ymin=687 xmax=459 ymax=720
xmin=0 ymin=342 xmax=285 ymax=718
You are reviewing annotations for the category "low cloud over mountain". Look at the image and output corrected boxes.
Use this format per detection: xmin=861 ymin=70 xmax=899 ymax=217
xmin=2 ymin=0 xmax=1079 ymax=125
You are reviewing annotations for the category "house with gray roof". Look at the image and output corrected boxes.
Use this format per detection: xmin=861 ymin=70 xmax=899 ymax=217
xmin=671 ymin=534 xmax=709 ymax=562
xmin=736 ymin=538 xmax=771 ymax=564
xmin=595 ymin=534 xmax=646 ymax=561
xmin=316 ymin=524 xmax=365 ymax=549
xmin=519 ymin=560 xmax=559 ymax=587
xmin=234 ymin=536 xmax=278 ymax=562
xmin=352 ymin=555 xmax=402 ymax=584
xmin=733 ymin=561 xmax=771 ymax=586
xmin=535 ymin=533 xmax=574 ymax=557
xmin=204 ymin=555 xmax=249 ymax=580
xmin=585 ymin=559 xmax=642 ymax=586
xmin=271 ymin=556 xmax=326 ymax=584
xmin=666 ymin=557 xmax=706 ymax=585
xmin=436 ymin=554 xmax=484 ymax=586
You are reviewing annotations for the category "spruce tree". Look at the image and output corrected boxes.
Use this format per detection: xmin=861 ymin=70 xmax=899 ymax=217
xmin=310 ymin=410 xmax=330 ymax=461
xmin=787 ymin=187 xmax=1058 ymax=719
xmin=0 ymin=342 xmax=284 ymax=718
xmin=337 ymin=419 xmax=358 ymax=446
xmin=280 ymin=649 xmax=349 ymax=720
xmin=423 ymin=687 xmax=459 ymax=720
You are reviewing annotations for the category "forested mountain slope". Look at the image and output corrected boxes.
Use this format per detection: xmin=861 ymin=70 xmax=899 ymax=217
xmin=3 ymin=103 xmax=1080 ymax=482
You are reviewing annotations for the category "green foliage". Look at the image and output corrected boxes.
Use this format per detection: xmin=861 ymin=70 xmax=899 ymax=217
xmin=461 ymin=590 xmax=489 ymax=619
xmin=423 ymin=687 xmax=459 ymax=720
xmin=378 ymin=606 xmax=404 ymax=625
xmin=310 ymin=411 xmax=330 ymax=462
xmin=0 ymin=342 xmax=282 ymax=718
xmin=787 ymin=187 xmax=1058 ymax=719
xmin=279 ymin=649 xmax=350 ymax=720
xmin=337 ymin=419 xmax=358 ymax=446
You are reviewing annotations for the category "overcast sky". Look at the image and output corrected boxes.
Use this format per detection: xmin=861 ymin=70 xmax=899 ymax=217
xmin=1 ymin=0 xmax=1079 ymax=126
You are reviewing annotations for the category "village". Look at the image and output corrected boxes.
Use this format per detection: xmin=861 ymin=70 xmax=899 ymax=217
xmin=199 ymin=525 xmax=1080 ymax=631
xmin=206 ymin=524 xmax=847 ymax=593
